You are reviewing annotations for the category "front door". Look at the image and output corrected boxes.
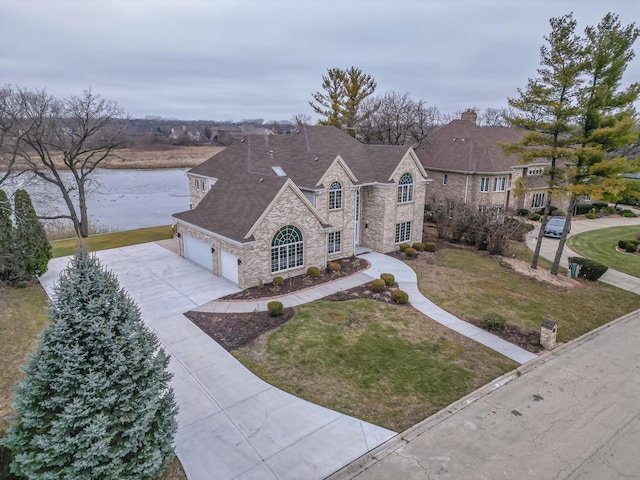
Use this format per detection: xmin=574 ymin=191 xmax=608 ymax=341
xmin=354 ymin=189 xmax=361 ymax=245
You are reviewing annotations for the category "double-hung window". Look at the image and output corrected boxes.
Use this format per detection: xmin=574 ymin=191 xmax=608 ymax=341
xmin=493 ymin=177 xmax=506 ymax=192
xmin=480 ymin=177 xmax=490 ymax=192
xmin=531 ymin=192 xmax=545 ymax=209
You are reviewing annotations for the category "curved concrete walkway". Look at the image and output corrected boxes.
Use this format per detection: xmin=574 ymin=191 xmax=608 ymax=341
xmin=197 ymin=252 xmax=537 ymax=365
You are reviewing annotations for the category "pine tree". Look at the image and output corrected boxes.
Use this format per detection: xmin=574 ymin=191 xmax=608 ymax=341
xmin=13 ymin=189 xmax=51 ymax=278
xmin=505 ymin=13 xmax=584 ymax=270
xmin=3 ymin=252 xmax=177 ymax=479
xmin=309 ymin=67 xmax=377 ymax=134
xmin=551 ymin=14 xmax=640 ymax=273
xmin=0 ymin=189 xmax=18 ymax=282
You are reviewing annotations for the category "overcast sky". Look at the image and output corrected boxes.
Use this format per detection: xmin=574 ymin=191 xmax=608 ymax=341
xmin=2 ymin=0 xmax=639 ymax=122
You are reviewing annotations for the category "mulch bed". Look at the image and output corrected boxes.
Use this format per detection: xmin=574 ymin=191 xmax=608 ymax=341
xmin=184 ymin=309 xmax=296 ymax=351
xmin=218 ymin=256 xmax=369 ymax=301
xmin=467 ymin=318 xmax=544 ymax=353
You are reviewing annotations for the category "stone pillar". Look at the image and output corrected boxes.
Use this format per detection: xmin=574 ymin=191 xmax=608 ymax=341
xmin=540 ymin=319 xmax=558 ymax=350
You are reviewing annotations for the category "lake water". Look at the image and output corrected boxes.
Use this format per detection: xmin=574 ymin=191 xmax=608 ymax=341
xmin=4 ymin=168 xmax=191 ymax=231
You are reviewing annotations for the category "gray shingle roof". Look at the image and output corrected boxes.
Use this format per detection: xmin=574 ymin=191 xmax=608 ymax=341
xmin=173 ymin=125 xmax=413 ymax=242
xmin=417 ymin=120 xmax=525 ymax=174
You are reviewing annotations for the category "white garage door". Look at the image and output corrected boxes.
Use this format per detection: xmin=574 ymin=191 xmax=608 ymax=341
xmin=220 ymin=250 xmax=239 ymax=285
xmin=184 ymin=235 xmax=213 ymax=271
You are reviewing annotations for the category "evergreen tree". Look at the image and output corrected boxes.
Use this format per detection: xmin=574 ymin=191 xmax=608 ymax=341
xmin=309 ymin=67 xmax=377 ymax=134
xmin=3 ymin=252 xmax=177 ymax=479
xmin=505 ymin=13 xmax=585 ymax=270
xmin=0 ymin=188 xmax=18 ymax=282
xmin=14 ymin=189 xmax=51 ymax=277
xmin=551 ymin=14 xmax=640 ymax=273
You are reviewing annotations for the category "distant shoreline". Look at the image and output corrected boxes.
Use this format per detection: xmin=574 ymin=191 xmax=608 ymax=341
xmin=0 ymin=145 xmax=225 ymax=172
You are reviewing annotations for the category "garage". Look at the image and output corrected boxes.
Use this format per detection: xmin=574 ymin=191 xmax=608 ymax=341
xmin=183 ymin=235 xmax=213 ymax=271
xmin=220 ymin=250 xmax=239 ymax=285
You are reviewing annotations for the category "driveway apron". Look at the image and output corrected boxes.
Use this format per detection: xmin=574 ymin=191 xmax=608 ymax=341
xmin=39 ymin=243 xmax=395 ymax=480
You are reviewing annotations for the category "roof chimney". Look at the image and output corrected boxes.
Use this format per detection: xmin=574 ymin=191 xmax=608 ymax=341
xmin=461 ymin=109 xmax=477 ymax=125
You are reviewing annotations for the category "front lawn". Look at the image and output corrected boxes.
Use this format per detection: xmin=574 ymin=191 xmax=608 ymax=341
xmin=567 ymin=225 xmax=640 ymax=278
xmin=51 ymin=225 xmax=174 ymax=257
xmin=233 ymin=299 xmax=516 ymax=432
xmin=413 ymin=246 xmax=640 ymax=342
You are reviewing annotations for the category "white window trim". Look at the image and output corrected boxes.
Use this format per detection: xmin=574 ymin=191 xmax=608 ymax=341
xmin=480 ymin=177 xmax=490 ymax=193
xmin=493 ymin=177 xmax=506 ymax=192
xmin=395 ymin=221 xmax=412 ymax=244
xmin=328 ymin=231 xmax=341 ymax=254
xmin=271 ymin=226 xmax=304 ymax=273
xmin=329 ymin=181 xmax=343 ymax=211
xmin=397 ymin=173 xmax=414 ymax=203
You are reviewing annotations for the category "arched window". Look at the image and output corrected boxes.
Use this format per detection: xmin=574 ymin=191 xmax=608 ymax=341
xmin=271 ymin=225 xmax=304 ymax=272
xmin=397 ymin=173 xmax=414 ymax=203
xmin=329 ymin=181 xmax=342 ymax=210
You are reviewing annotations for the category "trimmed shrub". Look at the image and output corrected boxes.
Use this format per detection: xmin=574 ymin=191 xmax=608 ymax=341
xmin=398 ymin=243 xmax=410 ymax=252
xmin=625 ymin=243 xmax=637 ymax=253
xmin=592 ymin=202 xmax=608 ymax=209
xmin=328 ymin=261 xmax=341 ymax=273
xmin=585 ymin=212 xmax=596 ymax=219
xmin=529 ymin=213 xmax=541 ymax=221
xmin=568 ymin=256 xmax=608 ymax=280
xmin=482 ymin=312 xmax=506 ymax=331
xmin=272 ymin=276 xmax=284 ymax=286
xmin=404 ymin=247 xmax=417 ymax=257
xmin=411 ymin=242 xmax=425 ymax=252
xmin=392 ymin=289 xmax=409 ymax=304
xmin=618 ymin=240 xmax=628 ymax=249
xmin=371 ymin=279 xmax=386 ymax=292
xmin=267 ymin=301 xmax=284 ymax=317
xmin=424 ymin=242 xmax=436 ymax=252
xmin=575 ymin=203 xmax=593 ymax=215
xmin=524 ymin=223 xmax=535 ymax=232
xmin=380 ymin=273 xmax=395 ymax=286
xmin=620 ymin=209 xmax=638 ymax=218
xmin=307 ymin=266 xmax=321 ymax=278
xmin=516 ymin=208 xmax=530 ymax=216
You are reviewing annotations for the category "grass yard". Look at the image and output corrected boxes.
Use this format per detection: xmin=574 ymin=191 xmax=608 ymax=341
xmin=234 ymin=299 xmax=516 ymax=432
xmin=567 ymin=225 xmax=640 ymax=278
xmin=414 ymin=246 xmax=640 ymax=342
xmin=0 ymin=282 xmax=186 ymax=480
xmin=51 ymin=225 xmax=174 ymax=258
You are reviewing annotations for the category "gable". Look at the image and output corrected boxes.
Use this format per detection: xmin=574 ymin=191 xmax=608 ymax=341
xmin=388 ymin=148 xmax=428 ymax=182
xmin=245 ymin=179 xmax=328 ymax=240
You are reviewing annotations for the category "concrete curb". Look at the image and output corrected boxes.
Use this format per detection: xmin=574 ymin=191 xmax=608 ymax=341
xmin=327 ymin=307 xmax=640 ymax=479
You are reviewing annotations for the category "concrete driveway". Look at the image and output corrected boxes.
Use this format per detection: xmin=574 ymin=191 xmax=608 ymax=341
xmin=39 ymin=242 xmax=395 ymax=480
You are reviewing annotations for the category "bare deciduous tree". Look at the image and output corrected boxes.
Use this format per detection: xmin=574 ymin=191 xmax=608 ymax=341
xmin=4 ymin=86 xmax=127 ymax=237
xmin=359 ymin=91 xmax=441 ymax=146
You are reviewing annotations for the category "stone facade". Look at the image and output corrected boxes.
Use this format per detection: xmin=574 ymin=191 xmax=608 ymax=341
xmin=188 ymin=174 xmax=214 ymax=209
xmin=360 ymin=152 xmax=426 ymax=252
xmin=425 ymin=169 xmax=513 ymax=209
xmin=179 ymin=183 xmax=327 ymax=289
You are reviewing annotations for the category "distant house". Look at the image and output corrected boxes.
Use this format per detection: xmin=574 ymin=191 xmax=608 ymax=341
xmin=172 ymin=126 xmax=428 ymax=288
xmin=417 ymin=110 xmax=569 ymax=212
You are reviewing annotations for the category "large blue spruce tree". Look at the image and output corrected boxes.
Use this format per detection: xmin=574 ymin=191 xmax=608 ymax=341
xmin=3 ymin=252 xmax=177 ymax=479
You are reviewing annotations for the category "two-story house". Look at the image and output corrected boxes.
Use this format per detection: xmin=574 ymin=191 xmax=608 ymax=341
xmin=172 ymin=125 xmax=428 ymax=288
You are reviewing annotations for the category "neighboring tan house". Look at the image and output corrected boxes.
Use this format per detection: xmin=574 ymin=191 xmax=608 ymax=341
xmin=172 ymin=125 xmax=428 ymax=288
xmin=416 ymin=110 xmax=524 ymax=212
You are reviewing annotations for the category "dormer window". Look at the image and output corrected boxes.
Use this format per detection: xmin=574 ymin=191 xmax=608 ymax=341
xmin=329 ymin=181 xmax=342 ymax=210
xmin=398 ymin=173 xmax=414 ymax=203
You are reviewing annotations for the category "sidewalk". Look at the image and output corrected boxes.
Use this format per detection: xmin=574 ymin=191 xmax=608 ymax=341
xmin=197 ymin=252 xmax=537 ymax=365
